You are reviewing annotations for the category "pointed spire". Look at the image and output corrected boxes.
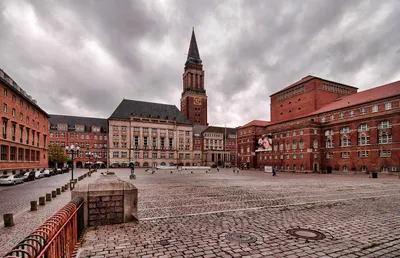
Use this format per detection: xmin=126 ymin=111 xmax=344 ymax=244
xmin=186 ymin=28 xmax=202 ymax=64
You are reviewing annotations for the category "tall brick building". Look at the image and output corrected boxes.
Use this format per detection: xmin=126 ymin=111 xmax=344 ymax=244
xmin=180 ymin=29 xmax=208 ymax=126
xmin=240 ymin=76 xmax=400 ymax=174
xmin=0 ymin=69 xmax=49 ymax=174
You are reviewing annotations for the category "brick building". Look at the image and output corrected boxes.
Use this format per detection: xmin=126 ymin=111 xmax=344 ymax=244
xmin=0 ymin=69 xmax=49 ymax=174
xmin=108 ymin=99 xmax=193 ymax=167
xmin=180 ymin=28 xmax=208 ymax=126
xmin=240 ymin=76 xmax=400 ymax=174
xmin=49 ymin=115 xmax=108 ymax=168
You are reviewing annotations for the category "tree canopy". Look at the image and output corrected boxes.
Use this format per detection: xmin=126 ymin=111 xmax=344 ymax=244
xmin=48 ymin=146 xmax=68 ymax=167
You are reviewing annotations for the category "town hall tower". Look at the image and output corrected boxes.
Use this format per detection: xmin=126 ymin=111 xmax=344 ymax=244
xmin=180 ymin=28 xmax=208 ymax=125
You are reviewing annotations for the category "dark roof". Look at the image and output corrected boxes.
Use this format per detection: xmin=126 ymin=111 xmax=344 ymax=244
xmin=49 ymin=114 xmax=108 ymax=132
xmin=203 ymin=126 xmax=237 ymax=136
xmin=109 ymin=99 xmax=192 ymax=125
xmin=186 ymin=28 xmax=202 ymax=64
xmin=193 ymin=125 xmax=209 ymax=136
xmin=241 ymin=120 xmax=270 ymax=128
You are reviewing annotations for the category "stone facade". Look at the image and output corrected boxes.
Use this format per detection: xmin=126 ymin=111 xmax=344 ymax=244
xmin=0 ymin=69 xmax=49 ymax=174
xmin=88 ymin=195 xmax=124 ymax=226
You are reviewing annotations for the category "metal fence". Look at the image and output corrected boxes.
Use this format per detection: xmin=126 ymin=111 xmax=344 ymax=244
xmin=4 ymin=196 xmax=85 ymax=258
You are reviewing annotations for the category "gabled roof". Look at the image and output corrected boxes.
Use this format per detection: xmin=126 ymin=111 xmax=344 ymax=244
xmin=49 ymin=114 xmax=108 ymax=132
xmin=186 ymin=28 xmax=202 ymax=64
xmin=109 ymin=99 xmax=192 ymax=125
xmin=241 ymin=120 xmax=270 ymax=128
xmin=270 ymin=75 xmax=357 ymax=97
xmin=313 ymin=80 xmax=400 ymax=114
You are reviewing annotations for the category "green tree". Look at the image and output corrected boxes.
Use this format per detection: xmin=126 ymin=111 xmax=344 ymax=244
xmin=48 ymin=146 xmax=68 ymax=168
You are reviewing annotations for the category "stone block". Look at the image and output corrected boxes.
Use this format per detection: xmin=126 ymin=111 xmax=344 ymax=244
xmin=72 ymin=171 xmax=138 ymax=227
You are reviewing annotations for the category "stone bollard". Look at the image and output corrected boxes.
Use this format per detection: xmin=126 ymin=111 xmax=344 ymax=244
xmin=56 ymin=188 xmax=61 ymax=195
xmin=61 ymin=186 xmax=65 ymax=192
xmin=52 ymin=191 xmax=57 ymax=198
xmin=39 ymin=197 xmax=45 ymax=205
xmin=46 ymin=193 xmax=52 ymax=202
xmin=3 ymin=214 xmax=14 ymax=227
xmin=65 ymin=184 xmax=69 ymax=190
xmin=30 ymin=201 xmax=38 ymax=211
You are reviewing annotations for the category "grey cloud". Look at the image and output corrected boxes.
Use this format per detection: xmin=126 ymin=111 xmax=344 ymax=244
xmin=0 ymin=0 xmax=399 ymax=127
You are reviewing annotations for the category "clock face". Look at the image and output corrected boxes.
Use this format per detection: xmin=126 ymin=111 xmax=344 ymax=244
xmin=194 ymin=97 xmax=201 ymax=105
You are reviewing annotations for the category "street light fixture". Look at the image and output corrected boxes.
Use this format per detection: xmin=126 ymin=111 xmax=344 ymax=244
xmin=86 ymin=151 xmax=94 ymax=170
xmin=65 ymin=144 xmax=80 ymax=182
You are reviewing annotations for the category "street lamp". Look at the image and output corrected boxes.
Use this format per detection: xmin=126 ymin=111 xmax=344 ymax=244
xmin=65 ymin=144 xmax=80 ymax=182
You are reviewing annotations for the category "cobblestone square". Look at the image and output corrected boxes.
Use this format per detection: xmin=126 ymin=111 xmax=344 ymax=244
xmin=77 ymin=169 xmax=400 ymax=257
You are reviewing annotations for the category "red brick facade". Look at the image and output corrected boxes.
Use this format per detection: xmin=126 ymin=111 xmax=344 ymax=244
xmin=241 ymin=77 xmax=400 ymax=174
xmin=0 ymin=69 xmax=49 ymax=174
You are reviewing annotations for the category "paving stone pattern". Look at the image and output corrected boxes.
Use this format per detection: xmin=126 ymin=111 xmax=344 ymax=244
xmin=76 ymin=169 xmax=400 ymax=257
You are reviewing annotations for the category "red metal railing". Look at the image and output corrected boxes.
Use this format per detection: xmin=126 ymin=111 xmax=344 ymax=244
xmin=4 ymin=196 xmax=84 ymax=258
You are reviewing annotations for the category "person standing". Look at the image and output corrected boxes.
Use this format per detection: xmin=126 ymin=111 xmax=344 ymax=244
xmin=272 ymin=167 xmax=277 ymax=176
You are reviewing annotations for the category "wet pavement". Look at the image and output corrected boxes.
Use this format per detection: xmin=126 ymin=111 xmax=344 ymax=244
xmin=76 ymin=168 xmax=400 ymax=257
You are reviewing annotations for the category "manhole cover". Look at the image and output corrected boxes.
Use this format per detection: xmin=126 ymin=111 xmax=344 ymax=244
xmin=286 ymin=228 xmax=326 ymax=240
xmin=158 ymin=240 xmax=170 ymax=246
xmin=226 ymin=232 xmax=257 ymax=243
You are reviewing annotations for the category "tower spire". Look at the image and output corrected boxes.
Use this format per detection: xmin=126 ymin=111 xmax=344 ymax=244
xmin=187 ymin=28 xmax=202 ymax=64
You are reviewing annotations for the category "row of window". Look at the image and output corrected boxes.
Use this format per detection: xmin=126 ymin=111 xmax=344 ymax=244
xmin=112 ymin=151 xmax=192 ymax=160
xmin=322 ymin=83 xmax=352 ymax=95
xmin=0 ymin=145 xmax=41 ymax=162
xmin=2 ymin=103 xmax=42 ymax=130
xmin=2 ymin=87 xmax=42 ymax=118
xmin=49 ymin=141 xmax=107 ymax=149
xmin=50 ymin=132 xmax=107 ymax=140
xmin=321 ymin=103 xmax=392 ymax=122
xmin=2 ymin=120 xmax=45 ymax=147
xmin=326 ymin=150 xmax=392 ymax=159
xmin=277 ymin=85 xmax=305 ymax=101
xmin=55 ymin=124 xmax=102 ymax=133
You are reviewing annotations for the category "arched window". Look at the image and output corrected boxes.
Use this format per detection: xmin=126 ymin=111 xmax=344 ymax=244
xmin=279 ymin=142 xmax=284 ymax=151
xmin=143 ymin=162 xmax=149 ymax=167
xmin=313 ymin=140 xmax=318 ymax=149
xmin=378 ymin=121 xmax=392 ymax=129
xmin=361 ymin=165 xmax=367 ymax=172
xmin=381 ymin=166 xmax=388 ymax=172
xmin=161 ymin=162 xmax=166 ymax=166
xmin=299 ymin=140 xmax=304 ymax=149
xmin=357 ymin=124 xmax=369 ymax=132
xmin=135 ymin=162 xmax=140 ymax=167
xmin=379 ymin=132 xmax=392 ymax=144
xmin=340 ymin=126 xmax=350 ymax=134
xmin=286 ymin=141 xmax=290 ymax=150
xmin=326 ymin=138 xmax=334 ymax=148
xmin=358 ymin=133 xmax=370 ymax=145
xmin=325 ymin=129 xmax=334 ymax=136
xmin=342 ymin=165 xmax=348 ymax=172
xmin=293 ymin=164 xmax=297 ymax=171
xmin=292 ymin=140 xmax=297 ymax=149
xmin=341 ymin=136 xmax=351 ymax=147
xmin=286 ymin=164 xmax=290 ymax=170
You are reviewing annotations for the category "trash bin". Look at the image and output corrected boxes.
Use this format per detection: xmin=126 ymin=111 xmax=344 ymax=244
xmin=372 ymin=172 xmax=378 ymax=178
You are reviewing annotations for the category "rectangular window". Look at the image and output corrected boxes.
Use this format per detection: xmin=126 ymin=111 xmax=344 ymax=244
xmin=134 ymin=152 xmax=139 ymax=159
xmin=11 ymin=123 xmax=16 ymax=141
xmin=30 ymin=149 xmax=35 ymax=161
xmin=339 ymin=112 xmax=344 ymax=118
xmin=121 ymin=152 xmax=127 ymax=158
xmin=0 ymin=145 xmax=7 ymax=161
xmin=358 ymin=151 xmax=369 ymax=157
xmin=185 ymin=153 xmax=190 ymax=159
xmin=152 ymin=152 xmax=157 ymax=159
xmin=3 ymin=89 xmax=7 ymax=97
xmin=340 ymin=152 xmax=350 ymax=158
xmin=372 ymin=105 xmax=378 ymax=112
xmin=18 ymin=148 xmax=23 ymax=161
xmin=385 ymin=102 xmax=392 ymax=110
xmin=143 ymin=152 xmax=148 ymax=159
xmin=10 ymin=147 xmax=16 ymax=161
xmin=25 ymin=149 xmax=30 ymax=161
xmin=112 ymin=152 xmax=119 ymax=158
xmin=380 ymin=150 xmax=391 ymax=157
xmin=134 ymin=136 xmax=139 ymax=146
xmin=326 ymin=153 xmax=333 ymax=159
xmin=3 ymin=104 xmax=7 ymax=113
xmin=360 ymin=107 xmax=366 ymax=114
xmin=2 ymin=120 xmax=7 ymax=139
xmin=349 ymin=110 xmax=355 ymax=117
xmin=169 ymin=138 xmax=173 ymax=148
xmin=169 ymin=152 xmax=174 ymax=159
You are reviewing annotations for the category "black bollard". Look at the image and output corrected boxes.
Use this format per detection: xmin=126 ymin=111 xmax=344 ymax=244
xmin=56 ymin=188 xmax=61 ymax=195
xmin=3 ymin=214 xmax=14 ymax=227
xmin=52 ymin=191 xmax=57 ymax=198
xmin=30 ymin=201 xmax=38 ymax=211
xmin=46 ymin=193 xmax=52 ymax=202
xmin=39 ymin=197 xmax=45 ymax=206
xmin=61 ymin=186 xmax=65 ymax=192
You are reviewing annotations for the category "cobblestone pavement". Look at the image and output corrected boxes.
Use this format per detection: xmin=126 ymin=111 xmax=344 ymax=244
xmin=76 ymin=169 xmax=400 ymax=257
xmin=0 ymin=169 xmax=103 ymax=257
xmin=0 ymin=168 xmax=92 ymax=221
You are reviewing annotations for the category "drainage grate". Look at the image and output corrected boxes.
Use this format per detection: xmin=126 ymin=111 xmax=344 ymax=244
xmin=158 ymin=240 xmax=170 ymax=246
xmin=226 ymin=232 xmax=257 ymax=244
xmin=286 ymin=228 xmax=326 ymax=241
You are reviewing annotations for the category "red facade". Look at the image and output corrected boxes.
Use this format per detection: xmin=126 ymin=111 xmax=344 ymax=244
xmin=0 ymin=69 xmax=49 ymax=173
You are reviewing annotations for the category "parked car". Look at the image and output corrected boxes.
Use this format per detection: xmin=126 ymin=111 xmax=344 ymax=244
xmin=35 ymin=170 xmax=44 ymax=179
xmin=0 ymin=174 xmax=24 ymax=185
xmin=42 ymin=169 xmax=52 ymax=177
xmin=61 ymin=167 xmax=69 ymax=174
xmin=22 ymin=171 xmax=36 ymax=182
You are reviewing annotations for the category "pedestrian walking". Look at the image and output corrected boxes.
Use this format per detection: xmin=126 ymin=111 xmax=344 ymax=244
xmin=217 ymin=166 xmax=220 ymax=172
xmin=272 ymin=167 xmax=277 ymax=176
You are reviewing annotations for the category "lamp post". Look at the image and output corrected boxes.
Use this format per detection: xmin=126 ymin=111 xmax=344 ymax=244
xmin=65 ymin=144 xmax=80 ymax=183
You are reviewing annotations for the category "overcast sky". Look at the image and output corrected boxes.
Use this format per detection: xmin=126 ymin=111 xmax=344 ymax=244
xmin=1 ymin=0 xmax=399 ymax=127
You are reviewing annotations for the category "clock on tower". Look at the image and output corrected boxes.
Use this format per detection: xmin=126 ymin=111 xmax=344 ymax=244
xmin=194 ymin=97 xmax=201 ymax=105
